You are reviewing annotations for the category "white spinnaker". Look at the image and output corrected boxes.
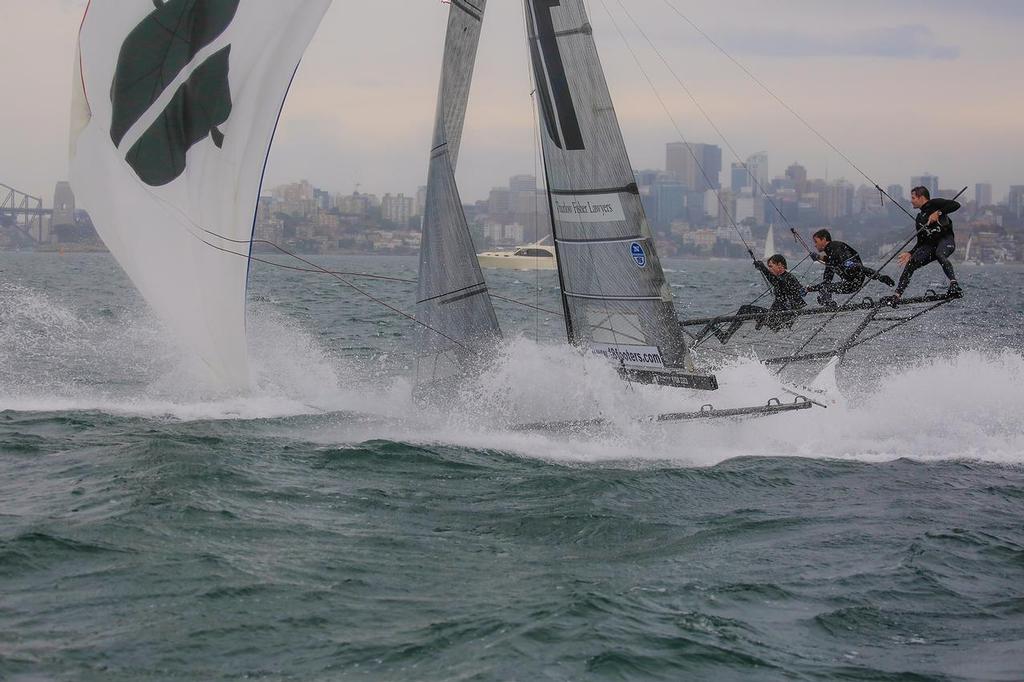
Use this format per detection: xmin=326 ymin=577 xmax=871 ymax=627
xmin=70 ymin=1 xmax=331 ymax=390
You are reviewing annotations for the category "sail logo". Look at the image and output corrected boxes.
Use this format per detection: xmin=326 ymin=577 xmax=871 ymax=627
xmin=630 ymin=242 xmax=647 ymax=268
xmin=592 ymin=343 xmax=665 ymax=369
xmin=552 ymin=193 xmax=626 ymax=222
xmin=527 ymin=0 xmax=585 ymax=151
xmin=110 ymin=0 xmax=240 ymax=186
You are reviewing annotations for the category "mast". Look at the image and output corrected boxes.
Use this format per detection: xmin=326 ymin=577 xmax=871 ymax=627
xmin=534 ymin=107 xmax=576 ymax=344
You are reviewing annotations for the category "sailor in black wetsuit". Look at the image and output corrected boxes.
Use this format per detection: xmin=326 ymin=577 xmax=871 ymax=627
xmin=805 ymin=229 xmax=894 ymax=307
xmin=707 ymin=254 xmax=807 ymax=342
xmin=756 ymin=253 xmax=807 ymax=313
xmin=888 ymin=186 xmax=962 ymax=305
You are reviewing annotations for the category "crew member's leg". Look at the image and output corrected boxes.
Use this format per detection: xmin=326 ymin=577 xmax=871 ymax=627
xmin=708 ymin=303 xmax=770 ymax=339
xmin=815 ymin=277 xmax=864 ymax=306
xmin=765 ymin=301 xmax=798 ymax=331
xmin=696 ymin=305 xmax=768 ymax=344
xmin=894 ymin=246 xmax=936 ymax=297
xmin=934 ymin=233 xmax=960 ymax=294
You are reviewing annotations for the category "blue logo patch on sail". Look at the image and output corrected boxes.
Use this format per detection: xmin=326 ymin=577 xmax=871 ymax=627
xmin=630 ymin=242 xmax=647 ymax=268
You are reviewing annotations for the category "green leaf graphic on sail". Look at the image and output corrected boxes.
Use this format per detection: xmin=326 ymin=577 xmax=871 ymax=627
xmin=109 ymin=0 xmax=240 ymax=186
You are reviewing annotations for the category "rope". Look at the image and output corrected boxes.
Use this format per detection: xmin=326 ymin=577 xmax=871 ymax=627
xmin=775 ymin=186 xmax=968 ymax=373
xmin=609 ymin=0 xmax=799 ymax=247
xmin=594 ymin=0 xmax=751 ymax=253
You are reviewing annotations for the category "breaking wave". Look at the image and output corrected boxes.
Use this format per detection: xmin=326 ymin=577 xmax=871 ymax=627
xmin=1 ymin=280 xmax=1021 ymax=466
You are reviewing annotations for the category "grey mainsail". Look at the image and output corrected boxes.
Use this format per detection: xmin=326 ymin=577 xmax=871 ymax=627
xmin=524 ymin=0 xmax=715 ymax=389
xmin=416 ymin=0 xmax=501 ymax=387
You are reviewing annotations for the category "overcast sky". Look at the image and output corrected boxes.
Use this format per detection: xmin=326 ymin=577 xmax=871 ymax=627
xmin=3 ymin=0 xmax=1022 ymax=204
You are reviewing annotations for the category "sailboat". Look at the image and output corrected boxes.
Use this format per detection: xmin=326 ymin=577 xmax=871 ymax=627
xmin=762 ymin=224 xmax=775 ymax=259
xmin=70 ymin=1 xmax=332 ymax=390
xmin=413 ymin=0 xmax=813 ymax=423
xmin=962 ymin=233 xmax=982 ymax=265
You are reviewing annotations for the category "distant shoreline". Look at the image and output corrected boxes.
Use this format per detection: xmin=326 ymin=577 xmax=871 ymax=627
xmin=3 ymin=248 xmax=1019 ymax=266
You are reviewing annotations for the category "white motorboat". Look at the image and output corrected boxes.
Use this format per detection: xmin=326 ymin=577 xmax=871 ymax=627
xmin=477 ymin=237 xmax=557 ymax=270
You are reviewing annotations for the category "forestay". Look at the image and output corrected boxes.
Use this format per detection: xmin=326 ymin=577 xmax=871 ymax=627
xmin=416 ymin=0 xmax=501 ymax=386
xmin=524 ymin=0 xmax=713 ymax=389
xmin=70 ymin=0 xmax=331 ymax=390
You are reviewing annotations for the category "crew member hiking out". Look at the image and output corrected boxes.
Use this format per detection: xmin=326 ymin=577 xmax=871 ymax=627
xmin=805 ymin=229 xmax=895 ymax=307
xmin=701 ymin=253 xmax=807 ymax=343
xmin=886 ymin=186 xmax=962 ymax=306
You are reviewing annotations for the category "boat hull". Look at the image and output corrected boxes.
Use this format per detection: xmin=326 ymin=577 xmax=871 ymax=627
xmin=477 ymin=254 xmax=557 ymax=270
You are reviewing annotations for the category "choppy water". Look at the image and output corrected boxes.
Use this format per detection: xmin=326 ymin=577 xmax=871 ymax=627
xmin=2 ymin=252 xmax=1023 ymax=680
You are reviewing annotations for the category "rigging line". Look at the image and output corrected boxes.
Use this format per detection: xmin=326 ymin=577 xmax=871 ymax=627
xmin=655 ymin=0 xmax=917 ymax=222
xmin=492 ymin=293 xmax=563 ymax=317
xmin=774 ymin=197 xmax=963 ymax=376
xmin=611 ymin=0 xmax=796 ymax=238
xmin=201 ymin=234 xmax=469 ymax=351
xmin=594 ymin=0 xmax=750 ymax=252
xmin=255 ymin=254 xmax=565 ymax=317
xmin=136 ymin=184 xmax=470 ymax=351
xmin=253 ymin=262 xmax=418 ymax=282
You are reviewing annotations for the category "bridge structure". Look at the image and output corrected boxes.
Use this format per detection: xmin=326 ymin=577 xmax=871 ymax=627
xmin=0 ymin=183 xmax=52 ymax=245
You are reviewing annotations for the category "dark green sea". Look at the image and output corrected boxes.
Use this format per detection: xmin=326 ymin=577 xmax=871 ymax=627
xmin=2 ymin=253 xmax=1023 ymax=680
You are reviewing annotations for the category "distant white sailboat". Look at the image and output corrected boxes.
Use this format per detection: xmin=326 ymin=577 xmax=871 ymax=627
xmin=763 ymin=224 xmax=775 ymax=259
xmin=962 ymin=233 xmax=982 ymax=265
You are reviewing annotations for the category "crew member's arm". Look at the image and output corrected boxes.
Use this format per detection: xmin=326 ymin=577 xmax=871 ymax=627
xmin=925 ymin=198 xmax=961 ymax=224
xmin=753 ymin=260 xmax=779 ymax=287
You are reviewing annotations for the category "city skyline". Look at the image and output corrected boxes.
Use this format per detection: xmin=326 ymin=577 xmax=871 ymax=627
xmin=3 ymin=1 xmax=1023 ymax=204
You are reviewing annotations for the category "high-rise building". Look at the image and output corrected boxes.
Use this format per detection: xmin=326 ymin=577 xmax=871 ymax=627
xmin=785 ymin=162 xmax=807 ymax=194
xmin=509 ymin=175 xmax=536 ymax=193
xmin=975 ymin=183 xmax=992 ymax=207
xmin=887 ymin=184 xmax=905 ymax=202
xmin=488 ymin=186 xmax=511 ymax=221
xmin=337 ymin=192 xmax=377 ymax=216
xmin=666 ymin=142 xmax=721 ymax=192
xmin=313 ymin=188 xmax=331 ymax=210
xmin=381 ymin=193 xmax=415 ymax=226
xmin=730 ymin=162 xmax=748 ymax=192
xmin=1009 ymin=185 xmax=1024 ymax=219
xmin=509 ymin=175 xmax=538 ymax=218
xmin=634 ymin=169 xmax=662 ymax=188
xmin=734 ymin=189 xmax=757 ymax=224
xmin=910 ymin=173 xmax=939 ymax=198
xmin=415 ymin=185 xmax=428 ymax=218
xmin=276 ymin=179 xmax=315 ymax=203
xmin=745 ymin=152 xmax=768 ymax=190
xmin=654 ymin=181 xmax=686 ymax=231
xmin=700 ymin=145 xmax=722 ymax=192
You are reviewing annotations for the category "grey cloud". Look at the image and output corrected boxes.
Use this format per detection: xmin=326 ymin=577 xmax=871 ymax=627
xmin=722 ymin=24 xmax=959 ymax=60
